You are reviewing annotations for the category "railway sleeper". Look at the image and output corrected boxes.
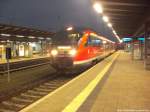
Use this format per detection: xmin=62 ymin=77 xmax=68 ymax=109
xmin=11 ymin=97 xmax=33 ymax=104
xmin=1 ymin=101 xmax=25 ymax=109
xmin=27 ymin=90 xmax=47 ymax=96
xmin=34 ymin=88 xmax=51 ymax=92
xmin=21 ymin=93 xmax=41 ymax=99
xmin=0 ymin=108 xmax=16 ymax=112
xmin=44 ymin=81 xmax=66 ymax=86
xmin=44 ymin=82 xmax=60 ymax=86
xmin=40 ymin=85 xmax=59 ymax=90
xmin=39 ymin=85 xmax=57 ymax=89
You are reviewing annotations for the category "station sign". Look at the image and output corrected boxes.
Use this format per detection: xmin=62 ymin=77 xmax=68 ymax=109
xmin=122 ymin=37 xmax=132 ymax=42
xmin=122 ymin=37 xmax=144 ymax=43
xmin=138 ymin=37 xmax=145 ymax=41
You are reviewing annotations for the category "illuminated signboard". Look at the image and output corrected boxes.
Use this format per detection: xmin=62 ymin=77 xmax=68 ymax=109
xmin=122 ymin=38 xmax=132 ymax=42
xmin=138 ymin=37 xmax=144 ymax=41
xmin=123 ymin=37 xmax=144 ymax=42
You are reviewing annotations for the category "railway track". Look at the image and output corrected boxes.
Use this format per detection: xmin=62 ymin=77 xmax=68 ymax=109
xmin=0 ymin=74 xmax=75 ymax=112
xmin=0 ymin=57 xmax=51 ymax=75
xmin=0 ymin=55 xmax=103 ymax=112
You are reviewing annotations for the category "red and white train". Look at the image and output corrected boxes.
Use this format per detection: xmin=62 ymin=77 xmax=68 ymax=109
xmin=50 ymin=27 xmax=116 ymax=70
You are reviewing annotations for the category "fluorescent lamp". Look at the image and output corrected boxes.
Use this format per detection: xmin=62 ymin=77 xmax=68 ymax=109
xmin=103 ymin=16 xmax=109 ymax=22
xmin=93 ymin=3 xmax=103 ymax=14
xmin=108 ymin=23 xmax=112 ymax=27
xmin=16 ymin=35 xmax=25 ymax=38
xmin=0 ymin=33 xmax=11 ymax=37
xmin=28 ymin=36 xmax=35 ymax=39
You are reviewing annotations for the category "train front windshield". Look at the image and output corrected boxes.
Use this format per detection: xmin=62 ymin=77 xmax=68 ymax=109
xmin=52 ymin=31 xmax=82 ymax=46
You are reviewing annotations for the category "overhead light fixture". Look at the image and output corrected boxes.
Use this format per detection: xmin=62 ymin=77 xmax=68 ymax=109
xmin=93 ymin=3 xmax=103 ymax=14
xmin=66 ymin=27 xmax=73 ymax=31
xmin=107 ymin=23 xmax=112 ymax=28
xmin=28 ymin=36 xmax=35 ymax=39
xmin=16 ymin=35 xmax=25 ymax=38
xmin=30 ymin=42 xmax=36 ymax=47
xmin=112 ymin=29 xmax=122 ymax=43
xmin=0 ymin=41 xmax=6 ymax=43
xmin=103 ymin=16 xmax=109 ymax=22
xmin=120 ymin=39 xmax=123 ymax=43
xmin=113 ymin=30 xmax=117 ymax=35
xmin=0 ymin=33 xmax=11 ymax=37
xmin=115 ymin=34 xmax=122 ymax=43
xmin=46 ymin=38 xmax=51 ymax=40
xmin=38 ymin=37 xmax=44 ymax=40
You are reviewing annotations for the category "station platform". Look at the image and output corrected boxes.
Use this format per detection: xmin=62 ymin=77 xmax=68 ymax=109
xmin=20 ymin=51 xmax=150 ymax=112
xmin=0 ymin=55 xmax=49 ymax=64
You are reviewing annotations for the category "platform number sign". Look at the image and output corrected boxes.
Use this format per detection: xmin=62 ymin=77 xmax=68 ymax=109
xmin=145 ymin=20 xmax=150 ymax=70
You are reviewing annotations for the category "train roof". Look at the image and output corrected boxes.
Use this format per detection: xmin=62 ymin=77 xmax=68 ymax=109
xmin=53 ymin=27 xmax=115 ymax=43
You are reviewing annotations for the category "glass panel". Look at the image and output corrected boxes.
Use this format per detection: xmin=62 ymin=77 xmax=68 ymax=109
xmin=52 ymin=31 xmax=82 ymax=46
xmin=87 ymin=35 xmax=102 ymax=46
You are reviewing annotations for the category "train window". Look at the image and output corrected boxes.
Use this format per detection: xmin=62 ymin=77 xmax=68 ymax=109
xmin=68 ymin=33 xmax=80 ymax=42
xmin=52 ymin=31 xmax=82 ymax=45
xmin=87 ymin=36 xmax=92 ymax=46
xmin=88 ymin=35 xmax=102 ymax=46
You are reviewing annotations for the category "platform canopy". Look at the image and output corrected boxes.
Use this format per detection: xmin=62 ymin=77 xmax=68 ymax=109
xmin=94 ymin=0 xmax=150 ymax=38
xmin=0 ymin=24 xmax=54 ymax=42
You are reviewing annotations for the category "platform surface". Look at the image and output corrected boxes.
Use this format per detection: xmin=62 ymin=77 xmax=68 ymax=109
xmin=20 ymin=51 xmax=150 ymax=112
xmin=0 ymin=55 xmax=49 ymax=64
xmin=78 ymin=51 xmax=150 ymax=112
xmin=20 ymin=51 xmax=119 ymax=112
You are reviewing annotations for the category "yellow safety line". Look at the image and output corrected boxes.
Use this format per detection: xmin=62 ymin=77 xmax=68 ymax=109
xmin=20 ymin=52 xmax=119 ymax=112
xmin=20 ymin=54 xmax=107 ymax=112
xmin=62 ymin=52 xmax=119 ymax=112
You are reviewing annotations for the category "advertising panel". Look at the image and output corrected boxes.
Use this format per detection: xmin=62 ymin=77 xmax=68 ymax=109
xmin=19 ymin=45 xmax=25 ymax=56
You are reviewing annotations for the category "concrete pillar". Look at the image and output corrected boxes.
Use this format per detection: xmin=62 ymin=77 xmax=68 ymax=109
xmin=144 ymin=20 xmax=150 ymax=70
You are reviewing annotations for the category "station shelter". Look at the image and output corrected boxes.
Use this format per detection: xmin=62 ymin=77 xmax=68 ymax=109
xmin=122 ymin=37 xmax=144 ymax=60
xmin=0 ymin=24 xmax=54 ymax=61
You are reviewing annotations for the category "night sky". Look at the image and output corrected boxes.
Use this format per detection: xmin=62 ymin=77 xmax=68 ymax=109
xmin=0 ymin=0 xmax=117 ymax=41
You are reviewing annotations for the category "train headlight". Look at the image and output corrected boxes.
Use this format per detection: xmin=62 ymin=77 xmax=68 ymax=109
xmin=69 ymin=49 xmax=77 ymax=56
xmin=51 ymin=49 xmax=58 ymax=56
